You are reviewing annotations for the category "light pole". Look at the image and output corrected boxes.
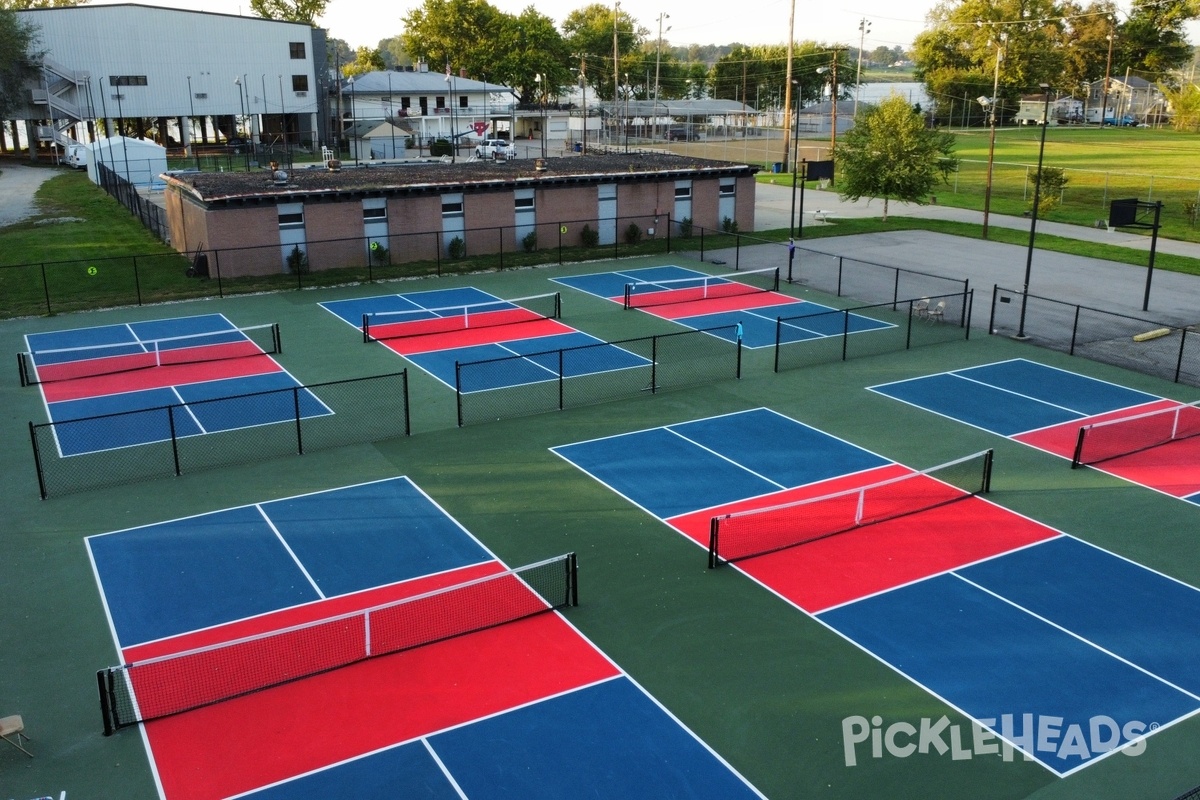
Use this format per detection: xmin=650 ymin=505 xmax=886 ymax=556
xmin=233 ymin=76 xmax=246 ymax=142
xmin=612 ymin=0 xmax=621 ymax=140
xmin=278 ymin=75 xmax=287 ymax=154
xmin=1100 ymin=18 xmax=1114 ymax=124
xmin=186 ymin=75 xmax=195 ymax=156
xmin=789 ymin=78 xmax=801 ymax=238
xmin=535 ymin=73 xmax=547 ymax=158
xmin=624 ymin=72 xmax=630 ymax=152
xmin=853 ymin=18 xmax=870 ymax=118
xmin=1016 ymin=83 xmax=1052 ymax=340
xmin=347 ymin=75 xmax=358 ymax=165
xmin=816 ymin=59 xmax=838 ymax=160
xmin=653 ymin=12 xmax=669 ymax=141
xmin=978 ymin=34 xmax=1004 ymax=239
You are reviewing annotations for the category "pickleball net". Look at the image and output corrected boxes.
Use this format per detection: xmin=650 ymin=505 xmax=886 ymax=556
xmin=623 ymin=267 xmax=779 ymax=310
xmin=1071 ymin=402 xmax=1200 ymax=468
xmin=362 ymin=292 xmax=561 ymax=343
xmin=708 ymin=450 xmax=993 ymax=567
xmin=97 ymin=552 xmax=578 ymax=734
xmin=18 ymin=323 xmax=281 ymax=386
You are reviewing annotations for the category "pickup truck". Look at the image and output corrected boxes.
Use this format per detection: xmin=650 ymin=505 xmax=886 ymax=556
xmin=475 ymin=139 xmax=512 ymax=158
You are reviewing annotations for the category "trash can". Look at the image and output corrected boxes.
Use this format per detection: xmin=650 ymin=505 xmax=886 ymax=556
xmin=574 ymin=141 xmax=582 ymax=153
xmin=772 ymin=162 xmax=783 ymax=173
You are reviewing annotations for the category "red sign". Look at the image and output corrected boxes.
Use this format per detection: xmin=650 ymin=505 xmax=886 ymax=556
xmin=472 ymin=121 xmax=488 ymax=137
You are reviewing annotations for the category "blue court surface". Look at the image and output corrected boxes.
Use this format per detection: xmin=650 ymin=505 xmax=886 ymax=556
xmin=319 ymin=286 xmax=504 ymax=327
xmin=552 ymin=407 xmax=1200 ymax=775
xmin=25 ymin=313 xmax=252 ymax=357
xmin=867 ymin=358 xmax=1159 ymax=437
xmin=87 ymin=477 xmax=493 ymax=646
xmin=553 ymin=265 xmax=893 ymax=349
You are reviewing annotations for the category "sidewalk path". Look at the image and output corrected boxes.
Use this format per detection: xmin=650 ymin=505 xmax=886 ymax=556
xmin=0 ymin=164 xmax=55 ymax=228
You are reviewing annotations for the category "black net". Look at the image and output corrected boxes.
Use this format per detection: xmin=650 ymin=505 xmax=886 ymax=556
xmin=775 ymin=293 xmax=972 ymax=373
xmin=709 ymin=450 xmax=993 ymax=567
xmin=28 ymin=371 xmax=409 ymax=498
xmin=456 ymin=326 xmax=741 ymax=426
xmin=1072 ymin=402 xmax=1200 ymax=467
xmin=98 ymin=553 xmax=577 ymax=733
xmin=363 ymin=292 xmax=560 ymax=343
xmin=19 ymin=323 xmax=280 ymax=386
xmin=623 ymin=267 xmax=778 ymax=309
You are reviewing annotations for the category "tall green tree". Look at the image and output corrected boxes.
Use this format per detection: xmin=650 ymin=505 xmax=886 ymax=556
xmin=0 ymin=0 xmax=80 ymax=8
xmin=376 ymin=36 xmax=412 ymax=69
xmin=562 ymin=3 xmax=644 ymax=101
xmin=492 ymin=6 xmax=572 ymax=103
xmin=400 ymin=0 xmax=504 ymax=81
xmin=1117 ymin=0 xmax=1195 ymax=77
xmin=249 ymin=0 xmax=327 ymax=25
xmin=342 ymin=46 xmax=385 ymax=77
xmin=0 ymin=8 xmax=41 ymax=121
xmin=835 ymin=94 xmax=958 ymax=220
xmin=913 ymin=0 xmax=1067 ymax=124
xmin=709 ymin=43 xmax=849 ymax=111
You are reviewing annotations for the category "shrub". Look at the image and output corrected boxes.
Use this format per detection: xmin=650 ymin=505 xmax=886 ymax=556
xmin=521 ymin=230 xmax=538 ymax=252
xmin=285 ymin=245 xmax=308 ymax=274
xmin=580 ymin=224 xmax=599 ymax=247
xmin=369 ymin=242 xmax=389 ymax=265
xmin=624 ymin=223 xmax=642 ymax=244
xmin=721 ymin=216 xmax=739 ymax=233
xmin=1031 ymin=168 xmax=1068 ymax=215
xmin=678 ymin=216 xmax=693 ymax=238
xmin=429 ymin=138 xmax=453 ymax=157
xmin=447 ymin=236 xmax=466 ymax=259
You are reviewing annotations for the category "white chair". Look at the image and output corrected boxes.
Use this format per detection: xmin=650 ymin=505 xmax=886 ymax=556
xmin=0 ymin=714 xmax=32 ymax=757
xmin=926 ymin=300 xmax=946 ymax=323
xmin=912 ymin=298 xmax=929 ymax=318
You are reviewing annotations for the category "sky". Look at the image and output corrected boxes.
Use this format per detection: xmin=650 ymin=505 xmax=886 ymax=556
xmin=92 ymin=0 xmax=1198 ymax=56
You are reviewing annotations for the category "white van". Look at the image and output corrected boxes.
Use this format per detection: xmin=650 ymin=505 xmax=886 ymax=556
xmin=64 ymin=143 xmax=88 ymax=169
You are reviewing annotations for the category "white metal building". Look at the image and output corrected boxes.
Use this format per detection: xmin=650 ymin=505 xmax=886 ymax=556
xmin=14 ymin=3 xmax=327 ymax=155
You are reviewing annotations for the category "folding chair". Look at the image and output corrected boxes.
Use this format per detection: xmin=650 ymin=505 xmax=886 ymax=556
xmin=912 ymin=298 xmax=929 ymax=318
xmin=0 ymin=714 xmax=32 ymax=757
xmin=926 ymin=300 xmax=946 ymax=323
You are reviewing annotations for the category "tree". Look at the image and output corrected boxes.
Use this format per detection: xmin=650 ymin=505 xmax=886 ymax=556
xmin=835 ymin=94 xmax=958 ymax=220
xmin=400 ymin=0 xmax=504 ymax=81
xmin=376 ymin=36 xmax=411 ymax=69
xmin=1116 ymin=0 xmax=1196 ymax=76
xmin=0 ymin=0 xmax=79 ymax=7
xmin=249 ymin=0 xmax=327 ymax=25
xmin=1160 ymin=81 xmax=1200 ymax=130
xmin=709 ymin=43 xmax=848 ymax=111
xmin=562 ymin=3 xmax=645 ymax=101
xmin=913 ymin=0 xmax=1067 ymax=124
xmin=342 ymin=46 xmax=385 ymax=77
xmin=492 ymin=7 xmax=572 ymax=103
xmin=0 ymin=8 xmax=41 ymax=121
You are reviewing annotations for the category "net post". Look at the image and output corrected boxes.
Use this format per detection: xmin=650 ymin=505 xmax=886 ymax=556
xmin=982 ymin=449 xmax=994 ymax=492
xmin=567 ymin=552 xmax=579 ymax=606
xmin=17 ymin=352 xmax=28 ymax=387
xmin=29 ymin=421 xmax=48 ymax=500
xmin=1071 ymin=426 xmax=1088 ymax=468
xmin=708 ymin=517 xmax=720 ymax=569
xmin=168 ymin=406 xmax=182 ymax=476
xmin=623 ymin=283 xmax=632 ymax=310
xmin=736 ymin=331 xmax=743 ymax=379
xmin=773 ymin=318 xmax=782 ymax=373
xmin=735 ymin=233 xmax=741 ymax=270
xmin=553 ymin=291 xmax=561 ymax=319
xmin=273 ymin=322 xmax=282 ymax=354
xmin=362 ymin=314 xmax=370 ymax=344
xmin=1176 ymin=328 xmax=1188 ymax=384
xmin=1069 ymin=305 xmax=1081 ymax=355
xmin=97 ymin=669 xmax=116 ymax=736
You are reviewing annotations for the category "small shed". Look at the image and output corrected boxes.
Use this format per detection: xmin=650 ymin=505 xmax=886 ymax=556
xmin=363 ymin=121 xmax=409 ymax=160
xmin=86 ymin=136 xmax=168 ymax=188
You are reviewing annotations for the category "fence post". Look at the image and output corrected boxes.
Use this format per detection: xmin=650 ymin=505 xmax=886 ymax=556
xmin=963 ymin=290 xmax=973 ymax=340
xmin=666 ymin=212 xmax=672 ymax=254
xmin=558 ymin=225 xmax=563 ymax=264
xmin=1176 ymin=328 xmax=1188 ymax=383
xmin=498 ymin=226 xmax=504 ymax=272
xmin=558 ymin=349 xmax=565 ymax=410
xmin=650 ymin=335 xmax=658 ymax=393
xmin=29 ymin=422 xmax=48 ymax=500
xmin=40 ymin=263 xmax=52 ymax=315
xmin=841 ymin=311 xmax=850 ymax=361
xmin=455 ymin=361 xmax=463 ymax=426
xmin=435 ymin=232 xmax=442 ymax=276
xmin=700 ymin=228 xmax=705 ymax=261
xmin=773 ymin=318 xmax=782 ymax=373
xmin=168 ymin=406 xmax=182 ymax=476
xmin=213 ymin=249 xmax=224 ymax=298
xmin=293 ymin=387 xmax=304 ymax=454
xmin=905 ymin=300 xmax=914 ymax=349
xmin=892 ymin=269 xmax=900 ymax=309
xmin=1069 ymin=305 xmax=1081 ymax=355
xmin=836 ymin=256 xmax=844 ymax=296
xmin=735 ymin=233 xmax=741 ymax=270
xmin=132 ymin=255 xmax=143 ymax=306
xmin=989 ymin=284 xmax=999 ymax=334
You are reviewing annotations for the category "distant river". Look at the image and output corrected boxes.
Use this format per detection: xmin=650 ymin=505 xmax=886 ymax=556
xmin=853 ymin=82 xmax=931 ymax=109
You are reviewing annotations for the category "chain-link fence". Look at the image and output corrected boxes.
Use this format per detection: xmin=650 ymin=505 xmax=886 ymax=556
xmin=788 ymin=248 xmax=971 ymax=307
xmin=989 ymin=286 xmax=1200 ymax=387
xmin=775 ymin=291 xmax=973 ymax=372
xmin=29 ymin=371 xmax=409 ymax=498
xmin=455 ymin=326 xmax=742 ymax=426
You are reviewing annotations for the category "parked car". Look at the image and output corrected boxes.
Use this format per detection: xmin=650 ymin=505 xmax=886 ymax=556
xmin=475 ymin=139 xmax=512 ymax=158
xmin=1103 ymin=114 xmax=1138 ymax=127
xmin=664 ymin=126 xmax=696 ymax=141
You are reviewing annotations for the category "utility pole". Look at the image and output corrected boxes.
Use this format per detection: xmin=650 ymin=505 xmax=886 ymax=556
xmin=653 ymin=12 xmax=669 ymax=141
xmin=1100 ymin=17 xmax=1114 ymax=125
xmin=853 ymin=18 xmax=870 ymax=118
xmin=613 ymin=0 xmax=621 ymax=142
xmin=781 ymin=0 xmax=795 ymax=170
